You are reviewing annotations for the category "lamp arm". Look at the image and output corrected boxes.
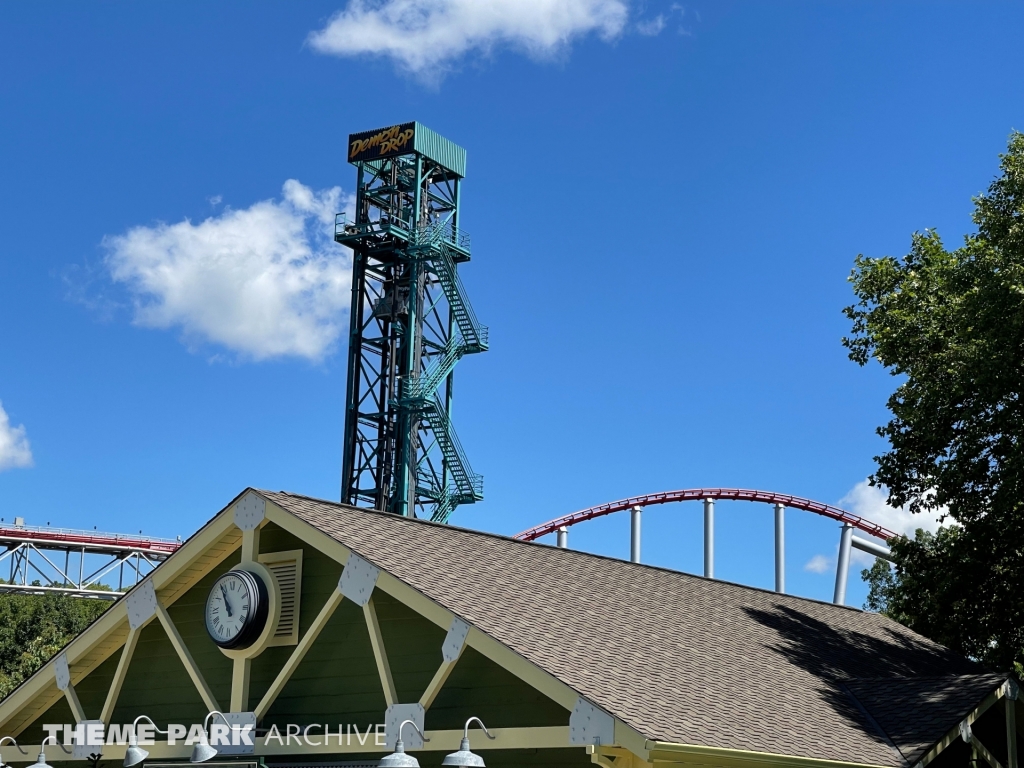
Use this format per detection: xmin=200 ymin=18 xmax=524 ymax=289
xmin=39 ymin=737 xmax=71 ymax=755
xmin=0 ymin=737 xmax=26 ymax=755
xmin=397 ymin=719 xmax=430 ymax=744
xmin=462 ymin=717 xmax=496 ymax=740
xmin=204 ymin=711 xmax=232 ymax=730
xmin=132 ymin=715 xmax=169 ymax=736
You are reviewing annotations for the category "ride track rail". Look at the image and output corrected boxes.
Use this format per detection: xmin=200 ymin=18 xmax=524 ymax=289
xmin=513 ymin=487 xmax=899 ymax=543
xmin=0 ymin=524 xmax=180 ymax=554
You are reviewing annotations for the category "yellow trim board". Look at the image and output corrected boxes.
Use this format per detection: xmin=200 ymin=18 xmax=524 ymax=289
xmin=63 ymin=684 xmax=86 ymax=724
xmin=917 ymin=684 xmax=1006 ymax=768
xmin=0 ymin=726 xmax=572 ymax=763
xmin=155 ymin=602 xmax=220 ymax=713
xmin=364 ymin=597 xmax=397 ymax=706
xmin=419 ymin=658 xmax=457 ymax=711
xmin=100 ymin=625 xmax=139 ymax=724
xmin=230 ymin=657 xmax=252 ymax=713
xmin=254 ymin=587 xmax=345 ymax=721
xmin=646 ymin=741 xmax=890 ymax=768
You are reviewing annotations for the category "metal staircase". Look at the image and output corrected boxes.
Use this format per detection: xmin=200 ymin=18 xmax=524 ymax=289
xmin=404 ymin=242 xmax=488 ymax=405
xmin=399 ymin=224 xmax=487 ymax=522
xmin=421 ymin=396 xmax=483 ymax=518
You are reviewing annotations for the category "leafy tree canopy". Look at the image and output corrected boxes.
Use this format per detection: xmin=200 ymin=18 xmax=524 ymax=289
xmin=847 ymin=132 xmax=1024 ymax=673
xmin=0 ymin=592 xmax=110 ymax=700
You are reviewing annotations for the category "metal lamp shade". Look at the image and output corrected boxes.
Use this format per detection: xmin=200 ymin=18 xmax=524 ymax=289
xmin=441 ymin=737 xmax=485 ymax=768
xmin=189 ymin=733 xmax=218 ymax=764
xmin=378 ymin=740 xmax=420 ymax=768
xmin=124 ymin=743 xmax=149 ymax=767
xmin=28 ymin=751 xmax=51 ymax=768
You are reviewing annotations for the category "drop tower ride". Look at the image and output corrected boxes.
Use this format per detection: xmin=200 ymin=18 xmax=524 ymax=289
xmin=335 ymin=122 xmax=487 ymax=523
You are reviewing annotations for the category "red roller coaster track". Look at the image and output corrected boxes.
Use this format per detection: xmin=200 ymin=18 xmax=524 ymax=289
xmin=513 ymin=488 xmax=898 ymax=542
xmin=0 ymin=524 xmax=180 ymax=555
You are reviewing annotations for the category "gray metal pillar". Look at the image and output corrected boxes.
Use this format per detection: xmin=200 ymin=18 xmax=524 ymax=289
xmin=833 ymin=523 xmax=854 ymax=605
xmin=556 ymin=526 xmax=568 ymax=549
xmin=851 ymin=535 xmax=894 ymax=562
xmin=630 ymin=506 xmax=641 ymax=563
xmin=774 ymin=503 xmax=785 ymax=594
xmin=703 ymin=498 xmax=714 ymax=578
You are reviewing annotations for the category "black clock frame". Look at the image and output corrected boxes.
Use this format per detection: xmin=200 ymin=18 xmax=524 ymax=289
xmin=205 ymin=569 xmax=270 ymax=650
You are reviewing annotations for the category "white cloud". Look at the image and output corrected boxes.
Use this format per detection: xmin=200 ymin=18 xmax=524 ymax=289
xmin=804 ymin=554 xmax=830 ymax=574
xmin=103 ymin=180 xmax=352 ymax=362
xmin=803 ymin=480 xmax=948 ymax=574
xmin=835 ymin=479 xmax=947 ymax=566
xmin=636 ymin=14 xmax=665 ymax=36
xmin=308 ymin=0 xmax=629 ymax=79
xmin=840 ymin=479 xmax=945 ymax=539
xmin=0 ymin=402 xmax=33 ymax=471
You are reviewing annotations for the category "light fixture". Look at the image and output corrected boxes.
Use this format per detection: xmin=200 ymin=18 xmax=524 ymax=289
xmin=0 ymin=736 xmax=24 ymax=768
xmin=378 ymin=719 xmax=430 ymax=768
xmin=441 ymin=717 xmax=496 ymax=768
xmin=190 ymin=711 xmax=230 ymax=764
xmin=27 ymin=737 xmax=59 ymax=768
xmin=124 ymin=715 xmax=169 ymax=767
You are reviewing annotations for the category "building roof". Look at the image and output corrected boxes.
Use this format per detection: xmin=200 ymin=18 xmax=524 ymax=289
xmin=262 ymin=490 xmax=1005 ymax=768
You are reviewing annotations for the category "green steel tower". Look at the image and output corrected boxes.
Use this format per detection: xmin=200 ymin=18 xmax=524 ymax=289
xmin=336 ymin=122 xmax=487 ymax=523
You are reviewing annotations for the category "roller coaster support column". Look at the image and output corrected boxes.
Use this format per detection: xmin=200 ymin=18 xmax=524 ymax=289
xmin=630 ymin=506 xmax=641 ymax=563
xmin=834 ymin=522 xmax=854 ymax=605
xmin=557 ymin=526 xmax=568 ymax=549
xmin=703 ymin=499 xmax=714 ymax=578
xmin=774 ymin=503 xmax=785 ymax=594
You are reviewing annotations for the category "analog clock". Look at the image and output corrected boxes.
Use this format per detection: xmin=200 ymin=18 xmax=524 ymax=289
xmin=204 ymin=569 xmax=269 ymax=649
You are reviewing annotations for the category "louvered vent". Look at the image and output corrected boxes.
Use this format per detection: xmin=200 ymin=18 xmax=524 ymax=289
xmin=259 ymin=549 xmax=303 ymax=646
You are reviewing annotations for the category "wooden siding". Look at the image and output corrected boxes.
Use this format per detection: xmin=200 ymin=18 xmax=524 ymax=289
xmin=428 ymin=646 xmax=569 ymax=730
xmin=373 ymin=590 xmax=447 ymax=703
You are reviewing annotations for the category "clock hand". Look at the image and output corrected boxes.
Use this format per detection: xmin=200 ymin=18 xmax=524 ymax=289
xmin=221 ymin=583 xmax=233 ymax=617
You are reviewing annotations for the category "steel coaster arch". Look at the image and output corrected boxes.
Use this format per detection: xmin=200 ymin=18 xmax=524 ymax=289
xmin=513 ymin=488 xmax=898 ymax=542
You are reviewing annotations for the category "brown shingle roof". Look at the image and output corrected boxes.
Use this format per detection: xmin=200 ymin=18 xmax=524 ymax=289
xmin=261 ymin=490 xmax=1004 ymax=767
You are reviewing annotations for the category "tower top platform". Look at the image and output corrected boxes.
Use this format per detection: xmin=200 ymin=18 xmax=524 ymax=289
xmin=347 ymin=121 xmax=467 ymax=178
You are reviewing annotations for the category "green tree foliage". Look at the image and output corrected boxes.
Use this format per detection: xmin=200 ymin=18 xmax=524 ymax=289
xmin=846 ymin=132 xmax=1024 ymax=673
xmin=0 ymin=591 xmax=110 ymax=699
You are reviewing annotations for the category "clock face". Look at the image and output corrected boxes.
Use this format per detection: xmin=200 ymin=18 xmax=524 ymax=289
xmin=205 ymin=570 xmax=268 ymax=649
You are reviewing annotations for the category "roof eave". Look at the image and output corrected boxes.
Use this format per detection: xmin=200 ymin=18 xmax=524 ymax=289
xmin=645 ymin=740 xmax=893 ymax=768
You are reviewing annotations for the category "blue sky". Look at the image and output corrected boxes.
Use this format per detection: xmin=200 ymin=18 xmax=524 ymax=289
xmin=1 ymin=1 xmax=1021 ymax=607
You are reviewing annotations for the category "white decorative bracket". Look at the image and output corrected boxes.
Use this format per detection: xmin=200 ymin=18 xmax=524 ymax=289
xmin=570 ymin=697 xmax=615 ymax=746
xmin=54 ymin=653 xmax=71 ymax=691
xmin=72 ymin=721 xmax=105 ymax=760
xmin=125 ymin=580 xmax=158 ymax=630
xmin=959 ymin=720 xmax=973 ymax=744
xmin=442 ymin=617 xmax=470 ymax=662
xmin=385 ymin=703 xmax=425 ymax=749
xmin=216 ymin=712 xmax=257 ymax=755
xmin=339 ymin=553 xmax=379 ymax=606
xmin=234 ymin=492 xmax=266 ymax=532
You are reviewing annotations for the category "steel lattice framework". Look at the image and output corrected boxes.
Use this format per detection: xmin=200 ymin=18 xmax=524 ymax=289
xmin=0 ymin=522 xmax=180 ymax=600
xmin=337 ymin=123 xmax=487 ymax=523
